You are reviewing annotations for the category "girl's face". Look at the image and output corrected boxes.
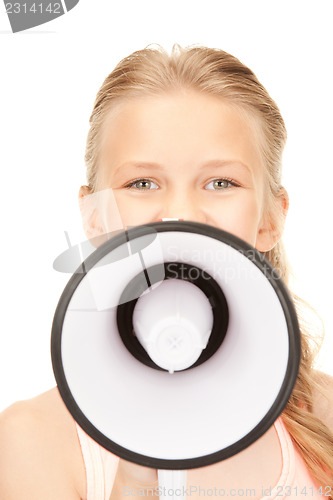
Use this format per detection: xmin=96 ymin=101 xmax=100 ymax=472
xmin=82 ymin=91 xmax=287 ymax=252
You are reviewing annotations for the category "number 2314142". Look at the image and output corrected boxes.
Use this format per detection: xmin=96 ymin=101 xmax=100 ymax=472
xmin=5 ymin=3 xmax=61 ymax=14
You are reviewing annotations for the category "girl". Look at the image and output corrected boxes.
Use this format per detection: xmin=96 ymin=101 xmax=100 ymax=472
xmin=0 ymin=44 xmax=332 ymax=500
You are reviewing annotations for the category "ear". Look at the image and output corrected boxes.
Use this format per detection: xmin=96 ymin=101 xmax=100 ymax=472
xmin=78 ymin=185 xmax=108 ymax=248
xmin=255 ymin=187 xmax=289 ymax=252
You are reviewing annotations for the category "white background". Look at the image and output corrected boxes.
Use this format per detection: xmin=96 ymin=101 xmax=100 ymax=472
xmin=0 ymin=0 xmax=332 ymax=412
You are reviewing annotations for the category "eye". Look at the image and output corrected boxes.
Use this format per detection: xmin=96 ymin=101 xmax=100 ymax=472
xmin=205 ymin=178 xmax=239 ymax=190
xmin=124 ymin=178 xmax=159 ymax=191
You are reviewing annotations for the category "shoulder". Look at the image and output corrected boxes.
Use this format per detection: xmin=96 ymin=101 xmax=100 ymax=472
xmin=312 ymin=369 xmax=333 ymax=431
xmin=0 ymin=387 xmax=86 ymax=499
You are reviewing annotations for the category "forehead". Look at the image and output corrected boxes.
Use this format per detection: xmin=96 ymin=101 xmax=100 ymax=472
xmin=99 ymin=91 xmax=265 ymax=181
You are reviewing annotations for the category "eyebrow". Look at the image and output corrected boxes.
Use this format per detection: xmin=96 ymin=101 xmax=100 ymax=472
xmin=201 ymin=159 xmax=251 ymax=172
xmin=113 ymin=159 xmax=251 ymax=174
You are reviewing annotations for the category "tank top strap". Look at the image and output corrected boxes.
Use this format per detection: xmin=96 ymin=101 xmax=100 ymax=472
xmin=260 ymin=416 xmax=296 ymax=499
xmin=75 ymin=423 xmax=120 ymax=500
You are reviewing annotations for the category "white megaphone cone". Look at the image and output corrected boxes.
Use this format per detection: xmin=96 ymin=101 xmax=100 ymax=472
xmin=51 ymin=219 xmax=300 ymax=500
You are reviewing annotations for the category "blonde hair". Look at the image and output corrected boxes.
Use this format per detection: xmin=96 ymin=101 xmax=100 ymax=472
xmin=85 ymin=44 xmax=333 ymax=489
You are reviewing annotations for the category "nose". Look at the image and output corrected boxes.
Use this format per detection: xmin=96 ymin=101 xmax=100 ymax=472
xmin=157 ymin=194 xmax=208 ymax=225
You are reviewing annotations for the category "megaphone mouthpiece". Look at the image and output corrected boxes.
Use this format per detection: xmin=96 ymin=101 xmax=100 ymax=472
xmin=133 ymin=278 xmax=213 ymax=372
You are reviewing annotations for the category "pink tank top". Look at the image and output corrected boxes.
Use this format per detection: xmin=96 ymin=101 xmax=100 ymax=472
xmin=75 ymin=417 xmax=327 ymax=500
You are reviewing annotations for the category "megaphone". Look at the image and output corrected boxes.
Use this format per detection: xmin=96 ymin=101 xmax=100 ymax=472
xmin=51 ymin=220 xmax=300 ymax=498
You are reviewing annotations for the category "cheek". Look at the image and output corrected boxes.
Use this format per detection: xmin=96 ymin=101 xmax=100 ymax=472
xmin=108 ymin=191 xmax=164 ymax=227
xmin=209 ymin=195 xmax=262 ymax=247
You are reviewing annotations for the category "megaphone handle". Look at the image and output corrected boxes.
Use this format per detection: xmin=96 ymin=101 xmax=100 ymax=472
xmin=158 ymin=469 xmax=187 ymax=499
